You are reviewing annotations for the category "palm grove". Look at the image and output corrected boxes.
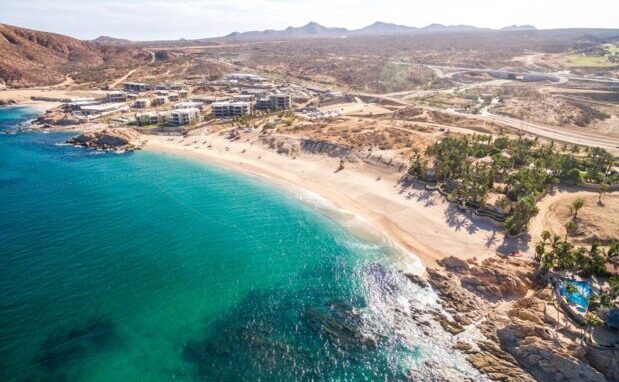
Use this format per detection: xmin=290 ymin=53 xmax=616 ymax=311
xmin=408 ymin=134 xmax=616 ymax=235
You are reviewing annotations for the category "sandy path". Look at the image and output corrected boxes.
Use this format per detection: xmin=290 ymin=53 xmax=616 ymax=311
xmin=529 ymin=188 xmax=619 ymax=244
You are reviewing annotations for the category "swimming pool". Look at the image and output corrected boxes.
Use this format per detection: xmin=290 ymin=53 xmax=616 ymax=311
xmin=559 ymin=279 xmax=593 ymax=313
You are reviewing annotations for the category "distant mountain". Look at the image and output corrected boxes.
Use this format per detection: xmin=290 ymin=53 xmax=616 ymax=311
xmin=0 ymin=23 xmax=146 ymax=87
xmin=353 ymin=21 xmax=417 ymax=35
xmin=81 ymin=22 xmax=544 ymax=46
xmin=92 ymin=35 xmax=133 ymax=46
xmin=223 ymin=22 xmax=348 ymax=41
xmin=420 ymin=24 xmax=489 ymax=32
xmin=501 ymin=25 xmax=537 ymax=31
xmin=216 ymin=21 xmax=525 ymax=41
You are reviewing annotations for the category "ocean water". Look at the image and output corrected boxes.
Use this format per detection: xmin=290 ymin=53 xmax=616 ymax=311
xmin=0 ymin=107 xmax=482 ymax=381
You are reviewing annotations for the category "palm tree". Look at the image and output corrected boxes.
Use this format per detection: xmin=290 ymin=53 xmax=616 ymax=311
xmin=541 ymin=230 xmax=552 ymax=244
xmin=572 ymin=198 xmax=585 ymax=220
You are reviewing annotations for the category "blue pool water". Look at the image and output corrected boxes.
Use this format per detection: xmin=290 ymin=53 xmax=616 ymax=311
xmin=559 ymin=280 xmax=593 ymax=313
xmin=0 ymin=106 xmax=483 ymax=381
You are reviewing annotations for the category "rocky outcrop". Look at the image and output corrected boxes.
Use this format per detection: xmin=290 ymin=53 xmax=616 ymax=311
xmin=0 ymin=99 xmax=17 ymax=106
xmin=261 ymin=136 xmax=299 ymax=156
xmin=438 ymin=256 xmax=530 ymax=301
xmin=36 ymin=110 xmax=81 ymax=126
xmin=300 ymin=138 xmax=353 ymax=159
xmin=427 ymin=257 xmax=617 ymax=382
xmin=67 ymin=128 xmax=144 ymax=151
xmin=585 ymin=347 xmax=619 ymax=382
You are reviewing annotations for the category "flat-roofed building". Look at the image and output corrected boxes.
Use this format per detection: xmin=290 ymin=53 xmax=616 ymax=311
xmin=79 ymin=103 xmax=128 ymax=117
xmin=135 ymin=111 xmax=169 ymax=126
xmin=123 ymin=82 xmax=152 ymax=92
xmin=225 ymin=73 xmax=266 ymax=82
xmin=212 ymin=101 xmax=253 ymax=118
xmin=170 ymin=108 xmax=201 ymax=125
xmin=256 ymin=97 xmax=272 ymax=111
xmin=169 ymin=83 xmax=186 ymax=90
xmin=152 ymin=96 xmax=168 ymax=106
xmin=62 ymin=100 xmax=99 ymax=111
xmin=212 ymin=102 xmax=230 ymax=118
xmin=178 ymin=90 xmax=189 ymax=98
xmin=132 ymin=99 xmax=150 ymax=109
xmin=233 ymin=94 xmax=255 ymax=103
xmin=174 ymin=101 xmax=204 ymax=111
xmin=106 ymin=91 xmax=128 ymax=103
xmin=191 ymin=96 xmax=230 ymax=105
xmin=255 ymin=93 xmax=292 ymax=111
xmin=230 ymin=102 xmax=252 ymax=117
xmin=271 ymin=93 xmax=292 ymax=110
xmin=168 ymin=93 xmax=180 ymax=102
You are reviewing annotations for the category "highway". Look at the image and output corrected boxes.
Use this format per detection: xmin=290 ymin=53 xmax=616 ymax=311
xmin=351 ymin=90 xmax=619 ymax=154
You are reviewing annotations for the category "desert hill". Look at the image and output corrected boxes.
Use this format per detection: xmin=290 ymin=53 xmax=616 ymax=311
xmin=0 ymin=23 xmax=148 ymax=87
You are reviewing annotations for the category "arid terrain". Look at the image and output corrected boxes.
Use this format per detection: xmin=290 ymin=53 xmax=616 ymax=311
xmin=2 ymin=20 xmax=619 ymax=382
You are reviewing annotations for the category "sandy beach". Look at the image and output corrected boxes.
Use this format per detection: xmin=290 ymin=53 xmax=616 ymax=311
xmin=144 ymin=129 xmax=514 ymax=271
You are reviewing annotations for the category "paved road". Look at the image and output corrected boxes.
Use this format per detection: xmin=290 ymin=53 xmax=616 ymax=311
xmin=392 ymin=61 xmax=619 ymax=86
xmin=352 ymin=90 xmax=619 ymax=154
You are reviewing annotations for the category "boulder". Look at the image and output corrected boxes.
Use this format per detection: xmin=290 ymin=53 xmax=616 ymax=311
xmin=438 ymin=256 xmax=470 ymax=272
xmin=585 ymin=346 xmax=619 ymax=381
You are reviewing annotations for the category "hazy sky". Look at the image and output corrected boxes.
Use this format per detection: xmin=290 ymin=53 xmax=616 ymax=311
xmin=0 ymin=0 xmax=617 ymax=40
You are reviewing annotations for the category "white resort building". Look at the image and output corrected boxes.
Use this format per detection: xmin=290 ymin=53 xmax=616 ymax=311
xmin=212 ymin=101 xmax=253 ymax=118
xmin=106 ymin=91 xmax=128 ymax=103
xmin=255 ymin=93 xmax=292 ymax=111
xmin=173 ymin=101 xmax=204 ymax=111
xmin=170 ymin=108 xmax=201 ymax=126
xmin=79 ymin=103 xmax=129 ymax=118
xmin=152 ymin=96 xmax=168 ymax=106
xmin=132 ymin=99 xmax=150 ymax=109
xmin=135 ymin=112 xmax=169 ymax=126
xmin=123 ymin=82 xmax=152 ymax=92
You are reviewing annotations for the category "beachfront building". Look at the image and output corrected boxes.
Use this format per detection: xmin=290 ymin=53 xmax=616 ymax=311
xmin=255 ymin=93 xmax=292 ymax=111
xmin=33 ymin=96 xmax=95 ymax=103
xmin=79 ymin=103 xmax=128 ymax=118
xmin=168 ymin=93 xmax=180 ymax=102
xmin=212 ymin=101 xmax=253 ymax=118
xmin=170 ymin=108 xmax=201 ymax=126
xmin=152 ymin=96 xmax=168 ymax=106
xmin=106 ymin=91 xmax=128 ymax=103
xmin=132 ymin=99 xmax=150 ymax=109
xmin=135 ymin=111 xmax=168 ymax=126
xmin=62 ymin=100 xmax=99 ymax=111
xmin=123 ymin=82 xmax=152 ymax=93
xmin=173 ymin=101 xmax=204 ymax=111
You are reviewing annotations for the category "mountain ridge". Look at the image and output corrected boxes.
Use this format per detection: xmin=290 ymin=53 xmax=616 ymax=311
xmin=90 ymin=21 xmax=540 ymax=45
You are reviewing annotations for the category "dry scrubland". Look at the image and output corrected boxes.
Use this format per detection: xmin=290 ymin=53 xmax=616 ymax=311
xmin=2 ymin=21 xmax=619 ymax=382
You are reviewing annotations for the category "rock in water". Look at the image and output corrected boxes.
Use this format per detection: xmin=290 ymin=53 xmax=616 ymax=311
xmin=67 ymin=128 xmax=144 ymax=152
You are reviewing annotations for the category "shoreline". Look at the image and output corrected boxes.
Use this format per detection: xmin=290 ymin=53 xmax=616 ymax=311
xmin=143 ymin=131 xmax=511 ymax=271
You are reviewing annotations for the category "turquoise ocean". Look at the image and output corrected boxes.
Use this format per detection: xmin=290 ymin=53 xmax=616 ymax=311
xmin=0 ymin=107 xmax=481 ymax=381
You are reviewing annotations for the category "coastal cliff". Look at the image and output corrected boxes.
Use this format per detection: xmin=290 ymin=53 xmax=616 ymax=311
xmin=418 ymin=257 xmax=618 ymax=382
